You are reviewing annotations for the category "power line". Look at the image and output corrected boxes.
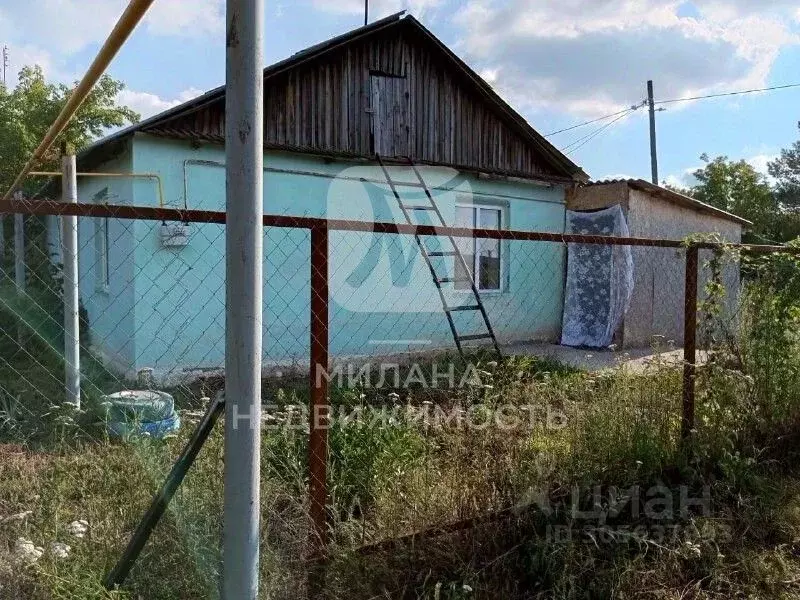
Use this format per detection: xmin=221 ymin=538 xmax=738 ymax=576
xmin=544 ymin=103 xmax=644 ymax=137
xmin=547 ymin=81 xmax=800 ymax=143
xmin=655 ymin=82 xmax=800 ymax=105
xmin=563 ymin=110 xmax=635 ymax=155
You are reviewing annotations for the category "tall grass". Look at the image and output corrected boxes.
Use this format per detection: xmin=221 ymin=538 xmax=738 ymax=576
xmin=2 ymin=248 xmax=800 ymax=598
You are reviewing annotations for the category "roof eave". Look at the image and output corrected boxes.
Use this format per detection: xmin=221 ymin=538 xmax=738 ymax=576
xmin=402 ymin=15 xmax=584 ymax=181
xmin=79 ymin=12 xmax=586 ymax=182
xmin=587 ymin=178 xmax=752 ymax=226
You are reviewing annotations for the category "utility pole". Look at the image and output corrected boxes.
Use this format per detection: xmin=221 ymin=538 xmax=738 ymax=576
xmin=647 ymin=80 xmax=658 ymax=185
xmin=62 ymin=147 xmax=80 ymax=408
xmin=13 ymin=196 xmax=24 ymax=295
xmin=2 ymin=46 xmax=8 ymax=86
xmin=13 ymin=193 xmax=25 ymax=344
xmin=222 ymin=0 xmax=264 ymax=597
xmin=364 ymin=0 xmax=368 ymax=25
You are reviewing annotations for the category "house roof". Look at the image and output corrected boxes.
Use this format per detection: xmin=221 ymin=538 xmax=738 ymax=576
xmin=587 ymin=178 xmax=752 ymax=226
xmin=79 ymin=12 xmax=586 ymax=181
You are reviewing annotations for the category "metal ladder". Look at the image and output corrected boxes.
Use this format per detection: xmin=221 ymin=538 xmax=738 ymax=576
xmin=375 ymin=155 xmax=502 ymax=359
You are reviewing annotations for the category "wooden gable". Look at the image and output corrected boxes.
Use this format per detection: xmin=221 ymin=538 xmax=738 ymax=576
xmin=138 ymin=15 xmax=581 ymax=181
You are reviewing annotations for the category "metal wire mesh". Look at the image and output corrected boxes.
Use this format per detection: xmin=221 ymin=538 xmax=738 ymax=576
xmin=1 ymin=195 xmax=798 ymax=598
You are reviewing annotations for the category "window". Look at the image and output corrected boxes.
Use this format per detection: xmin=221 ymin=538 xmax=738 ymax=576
xmin=93 ymin=188 xmax=110 ymax=291
xmin=453 ymin=203 xmax=503 ymax=291
xmin=95 ymin=217 xmax=110 ymax=291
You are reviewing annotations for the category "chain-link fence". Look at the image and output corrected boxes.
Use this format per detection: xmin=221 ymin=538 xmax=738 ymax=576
xmin=1 ymin=196 xmax=799 ymax=597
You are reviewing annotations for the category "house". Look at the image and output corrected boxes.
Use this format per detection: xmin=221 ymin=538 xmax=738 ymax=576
xmin=566 ymin=179 xmax=750 ymax=348
xmin=72 ymin=12 xmax=587 ymax=380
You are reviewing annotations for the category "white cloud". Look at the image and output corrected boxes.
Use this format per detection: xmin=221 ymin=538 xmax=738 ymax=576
xmin=747 ymin=153 xmax=778 ymax=178
xmin=664 ymin=153 xmax=777 ymax=189
xmin=312 ymin=0 xmax=442 ymax=19
xmin=0 ymin=1 xmax=224 ymax=62
xmin=0 ymin=1 xmax=123 ymax=56
xmin=664 ymin=170 xmax=699 ymax=189
xmin=144 ymin=0 xmax=224 ymax=38
xmin=694 ymin=0 xmax=800 ymax=21
xmin=2 ymin=44 xmax=54 ymax=84
xmin=454 ymin=0 xmax=800 ymax=117
xmin=118 ymin=87 xmax=204 ymax=120
xmin=596 ymin=173 xmax=637 ymax=181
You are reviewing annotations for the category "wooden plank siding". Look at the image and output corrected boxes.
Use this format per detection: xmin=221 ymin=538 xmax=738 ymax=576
xmin=143 ymin=27 xmax=561 ymax=179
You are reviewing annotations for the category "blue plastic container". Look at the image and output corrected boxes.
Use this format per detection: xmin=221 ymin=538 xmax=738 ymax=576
xmin=103 ymin=390 xmax=181 ymax=439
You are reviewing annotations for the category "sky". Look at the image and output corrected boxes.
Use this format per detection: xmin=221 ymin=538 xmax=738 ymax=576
xmin=2 ymin=0 xmax=800 ymax=186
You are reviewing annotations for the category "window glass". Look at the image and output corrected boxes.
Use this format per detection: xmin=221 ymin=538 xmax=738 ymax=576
xmin=93 ymin=188 xmax=110 ymax=291
xmin=453 ymin=204 xmax=503 ymax=291
xmin=454 ymin=206 xmax=475 ymax=290
xmin=478 ymin=208 xmax=501 ymax=290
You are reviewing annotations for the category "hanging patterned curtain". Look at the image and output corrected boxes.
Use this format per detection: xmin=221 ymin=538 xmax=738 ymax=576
xmin=560 ymin=205 xmax=633 ymax=348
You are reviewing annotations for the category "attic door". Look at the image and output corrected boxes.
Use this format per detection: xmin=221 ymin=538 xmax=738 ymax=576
xmin=370 ymin=74 xmax=410 ymax=156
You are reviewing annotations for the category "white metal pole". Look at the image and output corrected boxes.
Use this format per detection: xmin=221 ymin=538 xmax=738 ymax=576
xmin=222 ymin=0 xmax=264 ymax=597
xmin=14 ymin=210 xmax=24 ymax=293
xmin=13 ymin=205 xmax=24 ymax=344
xmin=62 ymin=153 xmax=81 ymax=408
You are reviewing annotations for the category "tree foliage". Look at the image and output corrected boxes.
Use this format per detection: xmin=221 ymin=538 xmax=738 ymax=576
xmin=769 ymin=122 xmax=800 ymax=213
xmin=683 ymin=152 xmax=800 ymax=242
xmin=0 ymin=65 xmax=139 ymax=195
xmin=685 ymin=122 xmax=800 ymax=243
xmin=691 ymin=154 xmax=777 ymax=231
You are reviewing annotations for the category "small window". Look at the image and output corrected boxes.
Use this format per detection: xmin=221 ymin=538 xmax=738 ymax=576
xmin=94 ymin=217 xmax=110 ymax=290
xmin=93 ymin=188 xmax=110 ymax=291
xmin=453 ymin=203 xmax=503 ymax=291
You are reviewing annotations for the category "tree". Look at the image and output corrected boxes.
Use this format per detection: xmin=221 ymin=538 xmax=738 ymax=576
xmin=768 ymin=123 xmax=800 ymax=213
xmin=689 ymin=154 xmax=778 ymax=238
xmin=0 ymin=66 xmax=139 ymax=363
xmin=0 ymin=65 xmax=139 ymax=195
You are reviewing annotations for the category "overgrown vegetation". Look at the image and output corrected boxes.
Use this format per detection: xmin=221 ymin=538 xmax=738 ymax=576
xmin=669 ymin=131 xmax=800 ymax=242
xmin=2 ymin=247 xmax=800 ymax=598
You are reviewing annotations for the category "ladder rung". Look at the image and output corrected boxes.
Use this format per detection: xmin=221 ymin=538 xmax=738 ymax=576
xmin=427 ymin=251 xmax=457 ymax=257
xmin=446 ymin=305 xmax=481 ymax=312
xmin=437 ymin=277 xmax=472 ymax=284
xmin=457 ymin=333 xmax=493 ymax=342
xmin=402 ymin=204 xmax=436 ymax=211
xmin=390 ymin=180 xmax=427 ymax=188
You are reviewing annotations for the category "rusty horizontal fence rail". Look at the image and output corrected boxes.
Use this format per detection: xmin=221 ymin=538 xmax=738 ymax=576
xmin=3 ymin=194 xmax=800 ymax=596
xmin=1 ymin=198 xmax=798 ymax=252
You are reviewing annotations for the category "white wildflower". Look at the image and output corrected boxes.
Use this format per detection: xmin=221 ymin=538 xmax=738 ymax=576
xmin=462 ymin=584 xmax=473 ymax=593
xmin=50 ymin=541 xmax=71 ymax=559
xmin=14 ymin=538 xmax=44 ymax=564
xmin=67 ymin=520 xmax=89 ymax=538
xmin=1 ymin=510 xmax=32 ymax=523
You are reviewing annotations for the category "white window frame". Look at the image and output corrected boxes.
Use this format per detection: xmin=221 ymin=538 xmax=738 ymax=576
xmin=94 ymin=215 xmax=110 ymax=293
xmin=453 ymin=201 xmax=506 ymax=293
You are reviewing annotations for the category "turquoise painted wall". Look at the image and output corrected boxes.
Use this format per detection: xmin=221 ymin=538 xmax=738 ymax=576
xmin=76 ymin=146 xmax=137 ymax=375
xmin=81 ymin=134 xmax=568 ymax=377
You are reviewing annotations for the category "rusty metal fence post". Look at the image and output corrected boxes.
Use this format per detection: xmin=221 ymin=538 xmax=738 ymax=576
xmin=309 ymin=224 xmax=330 ymax=556
xmin=682 ymin=244 xmax=699 ymax=442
